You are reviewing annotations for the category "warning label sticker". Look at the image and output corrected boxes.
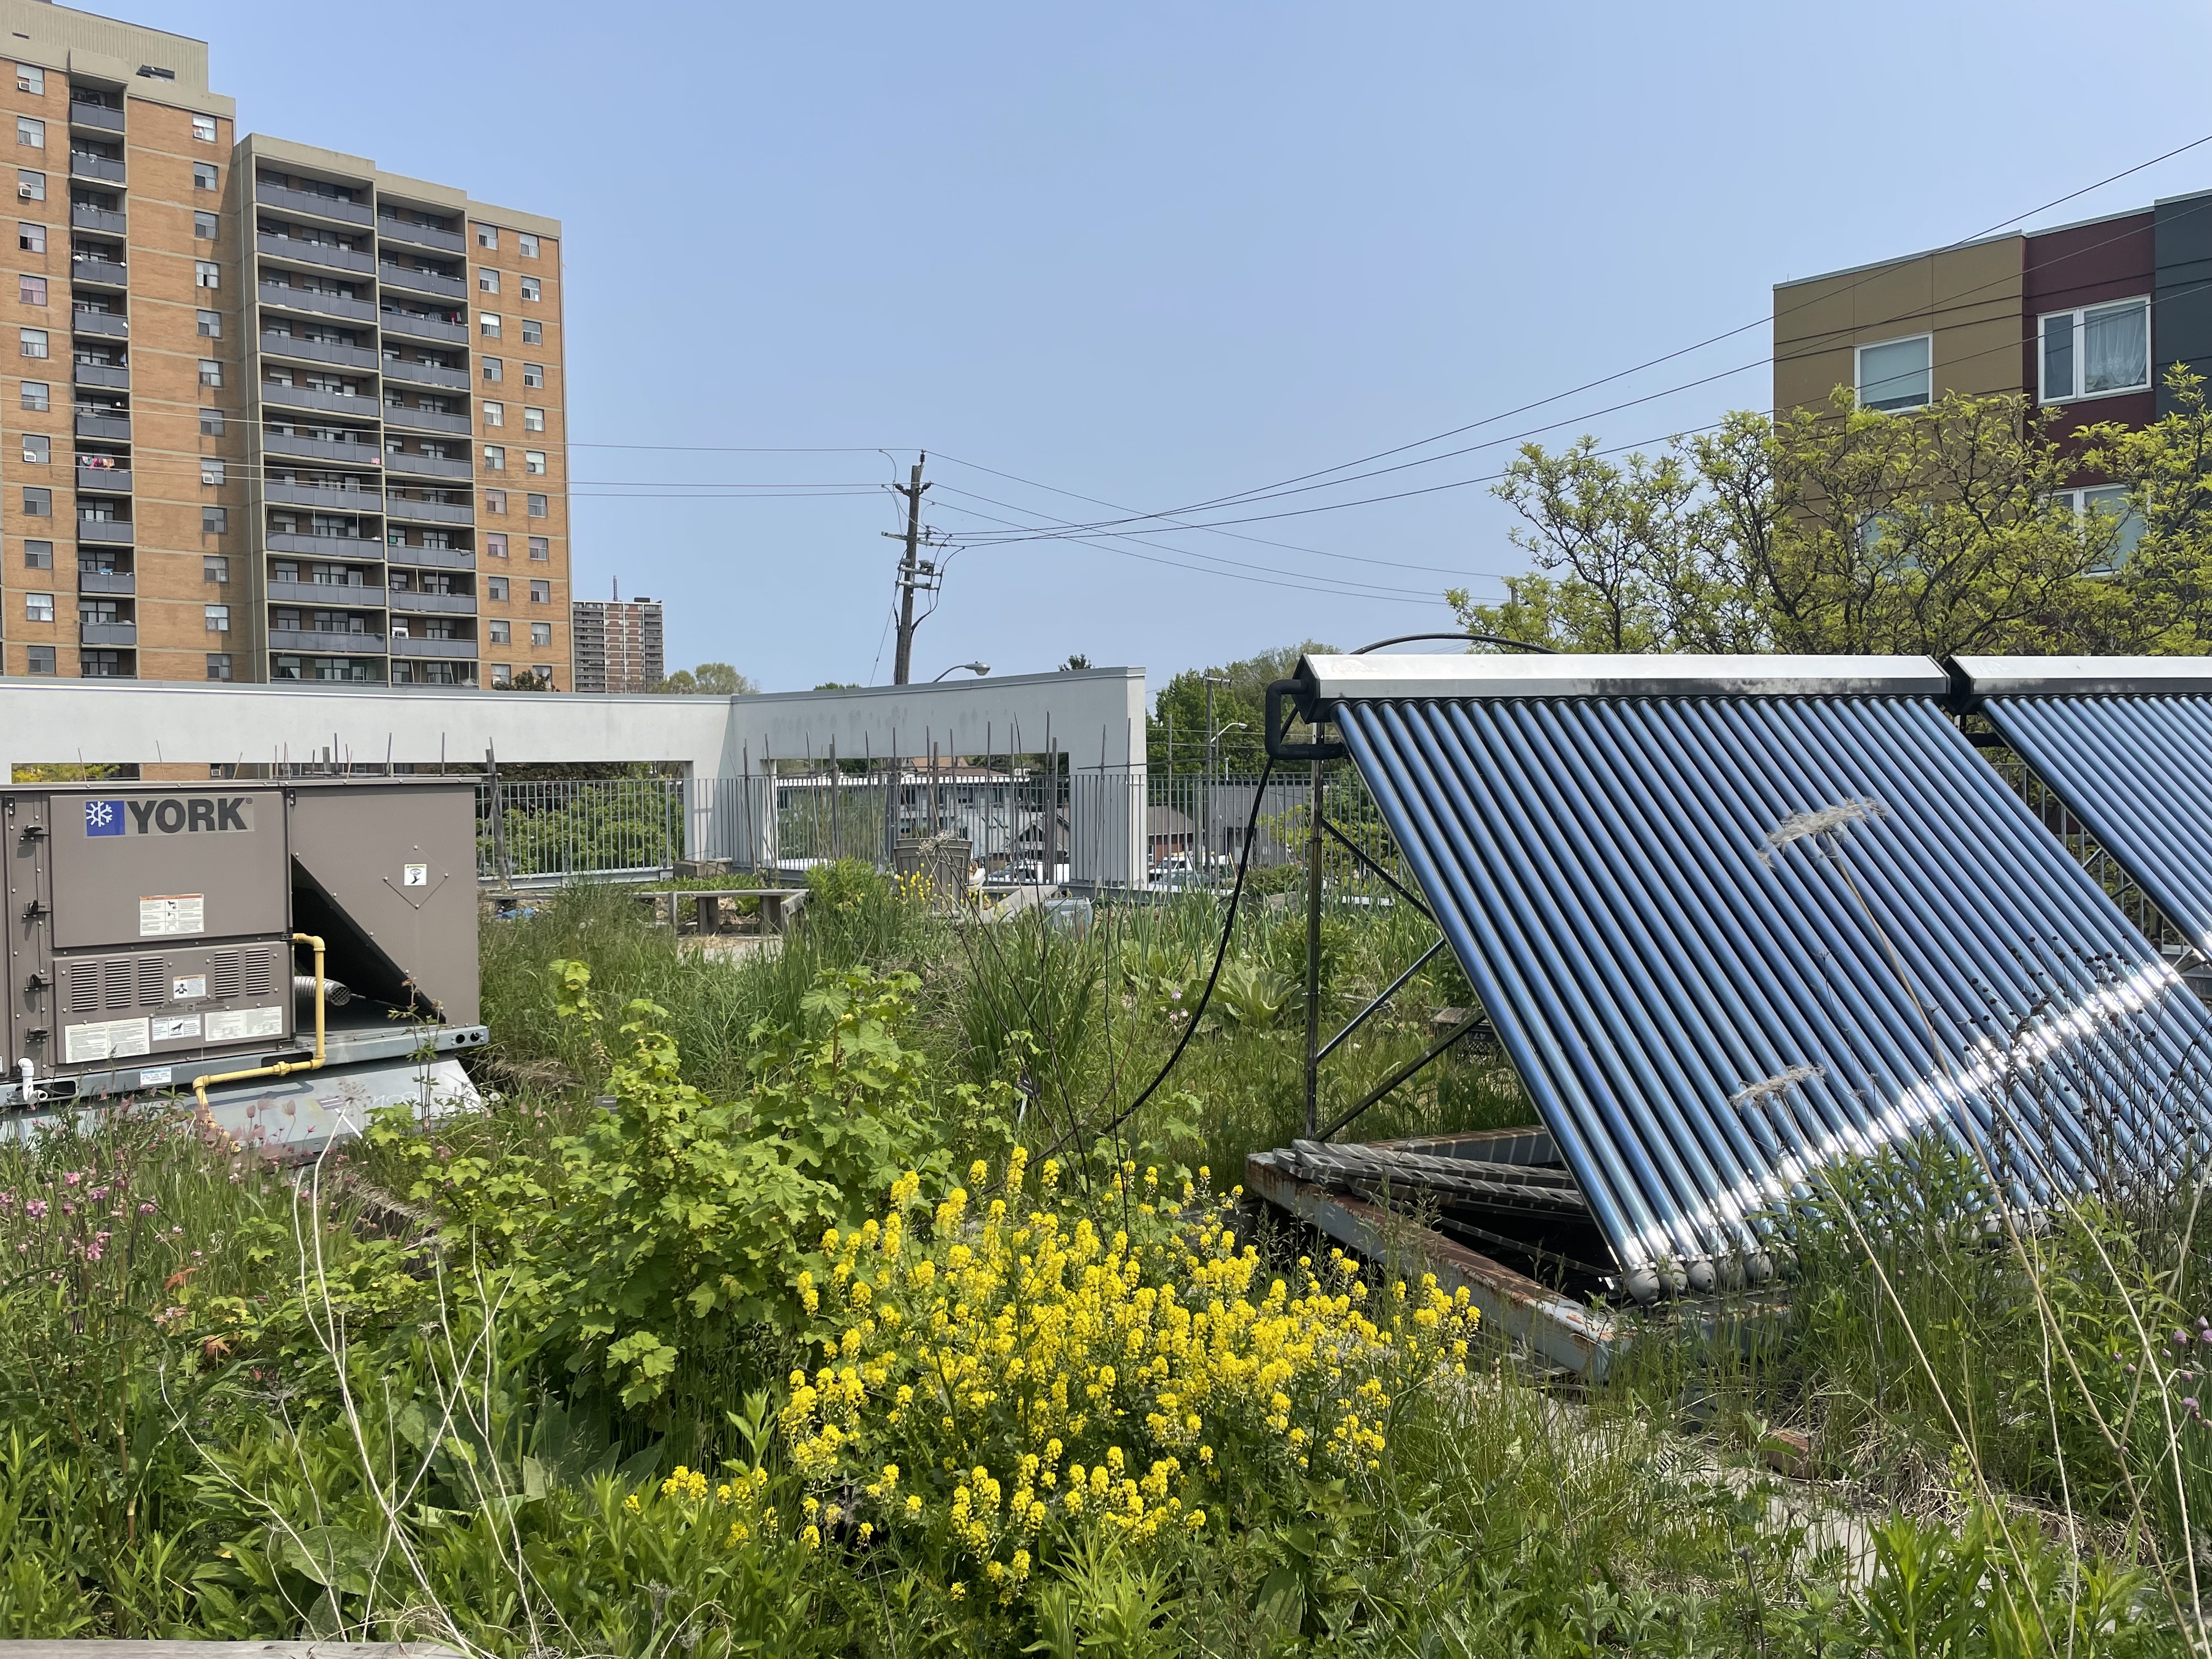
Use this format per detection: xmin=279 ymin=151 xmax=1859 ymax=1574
xmin=150 ymin=1014 xmax=202 ymax=1043
xmin=204 ymin=1006 xmax=283 ymax=1043
xmin=64 ymin=1017 xmax=151 ymax=1063
xmin=138 ymin=895 xmax=205 ymax=937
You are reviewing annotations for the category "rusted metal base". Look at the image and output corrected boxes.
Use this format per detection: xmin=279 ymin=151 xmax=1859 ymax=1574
xmin=1244 ymin=1150 xmax=1623 ymax=1379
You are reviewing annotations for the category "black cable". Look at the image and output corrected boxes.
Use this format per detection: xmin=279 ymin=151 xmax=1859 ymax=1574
xmin=1051 ymin=753 xmax=1280 ymax=1156
xmin=1349 ymin=631 xmax=1556 ymax=654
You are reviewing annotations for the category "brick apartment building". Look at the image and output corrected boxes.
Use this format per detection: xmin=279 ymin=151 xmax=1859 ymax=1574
xmin=1773 ymin=186 xmax=2212 ymax=549
xmin=571 ymin=592 xmax=663 ymax=693
xmin=0 ymin=0 xmax=571 ymax=690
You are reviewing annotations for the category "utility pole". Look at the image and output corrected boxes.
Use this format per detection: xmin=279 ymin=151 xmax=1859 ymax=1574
xmin=889 ymin=454 xmax=934 ymax=685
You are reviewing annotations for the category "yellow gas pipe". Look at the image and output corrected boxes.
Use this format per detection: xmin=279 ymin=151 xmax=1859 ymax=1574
xmin=190 ymin=933 xmax=326 ymax=1113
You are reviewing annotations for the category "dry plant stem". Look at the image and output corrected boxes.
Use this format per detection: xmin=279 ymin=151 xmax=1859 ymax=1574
xmin=1831 ymin=847 xmax=2202 ymax=1639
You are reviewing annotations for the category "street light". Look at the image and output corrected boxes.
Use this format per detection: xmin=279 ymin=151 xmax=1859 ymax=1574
xmin=932 ymin=661 xmax=991 ymax=681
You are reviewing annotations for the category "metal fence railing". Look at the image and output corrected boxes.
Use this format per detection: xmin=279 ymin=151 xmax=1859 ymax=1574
xmin=477 ymin=766 xmax=1415 ymax=897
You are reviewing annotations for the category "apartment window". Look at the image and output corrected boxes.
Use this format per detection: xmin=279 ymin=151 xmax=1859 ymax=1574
xmin=480 ymin=443 xmax=506 ymax=472
xmin=193 ymin=210 xmax=216 ymax=239
xmin=15 ymin=117 xmax=40 ymax=149
xmin=479 ymin=313 xmax=500 ymax=338
xmin=14 ymin=221 xmax=37 ymax=253
xmin=200 ymin=458 xmax=225 ymax=485
xmin=518 ymin=233 xmax=538 ymax=258
xmin=15 ymin=168 xmax=41 ymax=202
xmin=522 ymin=362 xmax=544 ymax=388
xmin=191 ymin=114 xmax=216 ymax=143
xmin=22 ymin=539 xmax=50 ymax=568
xmin=18 ymin=380 xmax=43 ymax=410
xmin=522 ymin=405 xmax=545 ymax=433
xmin=476 ymin=224 xmax=496 ymax=249
xmin=198 ymin=358 xmax=221 ymax=386
xmin=489 ymin=622 xmax=512 ymax=647
xmin=527 ymin=495 xmax=548 ymax=518
xmin=524 ymin=450 xmax=545 ymax=475
xmin=483 ymin=400 xmax=503 ymax=427
xmin=13 ymin=274 xmax=42 ymax=309
xmin=1855 ymin=334 xmax=1931 ymax=413
xmin=521 ymin=319 xmax=541 ymax=345
xmin=199 ymin=407 xmax=223 ymax=435
xmin=21 ymin=486 xmax=48 ymax=515
xmin=487 ymin=575 xmax=509 ymax=600
xmin=528 ymin=535 xmax=549 ymax=560
xmin=529 ymin=621 xmax=551 ymax=647
xmin=14 ymin=65 xmax=42 ymax=95
xmin=206 ymin=653 xmax=231 ymax=680
xmin=482 ymin=356 xmax=502 ymax=383
xmin=193 ymin=161 xmax=216 ymax=190
xmin=201 ymin=506 xmax=226 ymax=534
xmin=25 ymin=645 xmax=53 ymax=674
xmin=196 ymin=307 xmax=223 ymax=338
xmin=204 ymin=603 xmax=229 ymax=632
xmin=203 ymin=554 xmax=228 ymax=583
xmin=490 ymin=662 xmax=511 ymax=685
xmin=19 ymin=434 xmax=44 ymax=464
xmin=2056 ymin=483 xmax=2149 ymax=575
xmin=471 ymin=534 xmax=500 ymax=562
xmin=478 ymin=267 xmax=498 ymax=294
xmin=24 ymin=591 xmax=52 ymax=622
xmin=520 ymin=275 xmax=540 ymax=302
xmin=485 ymin=488 xmax=506 ymax=513
xmin=529 ymin=580 xmax=550 ymax=603
xmin=194 ymin=259 xmax=218 ymax=289
xmin=2040 ymin=298 xmax=2151 ymax=404
xmin=18 ymin=326 xmax=44 ymax=358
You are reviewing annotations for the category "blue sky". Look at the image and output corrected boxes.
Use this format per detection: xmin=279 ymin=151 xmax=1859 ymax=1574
xmin=145 ymin=1 xmax=2212 ymax=690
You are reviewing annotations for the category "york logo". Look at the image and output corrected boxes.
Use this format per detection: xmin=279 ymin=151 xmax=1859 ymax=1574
xmin=84 ymin=797 xmax=251 ymax=838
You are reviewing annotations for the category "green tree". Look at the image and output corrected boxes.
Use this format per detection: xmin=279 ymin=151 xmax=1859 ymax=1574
xmin=657 ymin=662 xmax=759 ymax=695
xmin=1450 ymin=388 xmax=2135 ymax=657
xmin=1148 ymin=641 xmax=1334 ymax=775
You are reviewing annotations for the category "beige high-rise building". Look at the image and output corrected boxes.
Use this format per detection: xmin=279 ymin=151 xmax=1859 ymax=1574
xmin=0 ymin=1 xmax=570 ymax=691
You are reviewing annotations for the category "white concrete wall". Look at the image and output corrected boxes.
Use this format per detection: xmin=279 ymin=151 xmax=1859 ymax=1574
xmin=0 ymin=667 xmax=1151 ymax=882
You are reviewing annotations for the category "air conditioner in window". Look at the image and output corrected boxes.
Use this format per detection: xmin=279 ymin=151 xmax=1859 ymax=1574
xmin=391 ymin=623 xmax=408 ymax=639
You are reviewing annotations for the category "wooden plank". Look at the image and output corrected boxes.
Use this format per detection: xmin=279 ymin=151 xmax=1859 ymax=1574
xmin=0 ymin=1646 xmax=465 ymax=1659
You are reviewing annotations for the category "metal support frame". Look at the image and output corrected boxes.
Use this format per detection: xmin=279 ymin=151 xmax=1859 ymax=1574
xmin=1317 ymin=938 xmax=1445 ymax=1062
xmin=1303 ymin=759 xmax=1323 ymax=1137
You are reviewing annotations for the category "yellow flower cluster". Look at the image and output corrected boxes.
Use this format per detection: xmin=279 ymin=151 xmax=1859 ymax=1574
xmin=624 ymin=1462 xmax=777 ymax=1549
xmin=778 ymin=1149 xmax=1478 ymax=1584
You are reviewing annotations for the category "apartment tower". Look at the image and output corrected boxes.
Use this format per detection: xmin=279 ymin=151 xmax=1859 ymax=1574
xmin=0 ymin=0 xmax=571 ymax=689
xmin=571 ymin=592 xmax=663 ymax=693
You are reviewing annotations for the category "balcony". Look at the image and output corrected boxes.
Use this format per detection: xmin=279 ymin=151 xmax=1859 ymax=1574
xmin=379 ymin=309 xmax=468 ymax=346
xmin=71 ymin=308 xmax=126 ymax=338
xmin=79 ymin=620 xmax=136 ymax=646
xmin=69 ymin=152 xmax=124 ymax=185
xmin=269 ymin=627 xmax=385 ymax=653
xmin=258 ymin=281 xmax=375 ymax=324
xmin=70 ymin=202 xmax=125 ymax=235
xmin=72 ymin=360 xmax=127 ymax=390
xmin=77 ymin=569 xmax=134 ymax=595
xmin=381 ymin=402 xmax=470 ymax=436
xmin=381 ymin=356 xmax=470 ymax=392
xmin=75 ymin=465 xmax=131 ymax=493
xmin=377 ymin=261 xmax=466 ymax=302
xmin=267 ymin=532 xmax=380 ymax=559
xmin=256 ymin=232 xmax=374 ymax=276
xmin=376 ymin=215 xmax=465 ymax=257
xmin=254 ymin=181 xmax=373 ymax=228
xmin=74 ymin=411 xmax=128 ymax=440
xmin=391 ymin=634 xmax=475 ymax=659
xmin=260 ymin=381 xmax=379 ymax=420
xmin=71 ymin=254 xmax=126 ymax=288
xmin=259 ymin=429 xmax=381 ymax=467
xmin=266 ymin=479 xmax=381 ymax=513
xmin=259 ymin=331 xmax=376 ymax=371
xmin=388 ymin=588 xmax=477 ymax=614
xmin=384 ymin=449 xmax=471 ymax=479
xmin=68 ymin=99 xmax=124 ymax=134
xmin=382 ymin=496 xmax=473 ymax=527
xmin=76 ymin=516 xmax=132 ymax=545
xmin=267 ymin=577 xmax=381 ymax=606
xmin=386 ymin=543 xmax=475 ymax=569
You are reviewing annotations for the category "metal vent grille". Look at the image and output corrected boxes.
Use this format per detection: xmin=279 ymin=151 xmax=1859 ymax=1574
xmin=65 ymin=963 xmax=102 ymax=1014
xmin=136 ymin=957 xmax=165 ymax=1007
xmin=241 ymin=950 xmax=275 ymax=999
xmin=209 ymin=952 xmax=241 ymax=1001
xmin=103 ymin=958 xmax=133 ymax=1012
